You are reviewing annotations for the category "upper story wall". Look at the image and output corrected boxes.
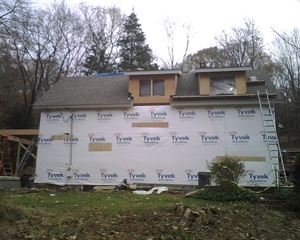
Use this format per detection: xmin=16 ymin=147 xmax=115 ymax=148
xmin=126 ymin=70 xmax=181 ymax=105
xmin=126 ymin=67 xmax=256 ymax=105
xmin=198 ymin=71 xmax=247 ymax=95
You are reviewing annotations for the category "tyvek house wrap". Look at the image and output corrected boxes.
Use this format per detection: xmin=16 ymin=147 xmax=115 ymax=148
xmin=35 ymin=105 xmax=276 ymax=186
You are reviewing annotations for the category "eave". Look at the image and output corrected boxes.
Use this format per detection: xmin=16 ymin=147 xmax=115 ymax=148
xmin=124 ymin=70 xmax=181 ymax=76
xmin=33 ymin=102 xmax=133 ymax=110
xmin=194 ymin=66 xmax=252 ymax=74
xmin=170 ymin=93 xmax=283 ymax=106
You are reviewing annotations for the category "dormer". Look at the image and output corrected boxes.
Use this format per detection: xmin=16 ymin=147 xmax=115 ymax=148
xmin=194 ymin=67 xmax=251 ymax=96
xmin=125 ymin=70 xmax=181 ymax=105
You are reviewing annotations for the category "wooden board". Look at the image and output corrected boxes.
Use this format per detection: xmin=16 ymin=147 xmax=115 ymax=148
xmin=132 ymin=122 xmax=169 ymax=128
xmin=7 ymin=136 xmax=33 ymax=145
xmin=0 ymin=129 xmax=39 ymax=136
xmin=89 ymin=143 xmax=112 ymax=151
xmin=216 ymin=156 xmax=266 ymax=162
xmin=52 ymin=135 xmax=74 ymax=140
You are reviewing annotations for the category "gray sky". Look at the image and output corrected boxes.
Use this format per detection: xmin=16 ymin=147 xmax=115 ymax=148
xmin=38 ymin=0 xmax=300 ymax=63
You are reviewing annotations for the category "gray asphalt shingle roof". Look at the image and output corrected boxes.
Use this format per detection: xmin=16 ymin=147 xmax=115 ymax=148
xmin=34 ymin=75 xmax=132 ymax=109
xmin=34 ymin=69 xmax=279 ymax=109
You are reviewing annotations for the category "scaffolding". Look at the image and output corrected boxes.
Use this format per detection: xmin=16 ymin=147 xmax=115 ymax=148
xmin=0 ymin=136 xmax=14 ymax=176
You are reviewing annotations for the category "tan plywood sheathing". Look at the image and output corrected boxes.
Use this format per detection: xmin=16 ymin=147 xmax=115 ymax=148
xmin=198 ymin=71 xmax=247 ymax=95
xmin=128 ymin=75 xmax=177 ymax=104
xmin=199 ymin=75 xmax=210 ymax=95
xmin=235 ymin=72 xmax=247 ymax=94
xmin=132 ymin=122 xmax=169 ymax=128
xmin=0 ymin=129 xmax=39 ymax=135
xmin=89 ymin=143 xmax=112 ymax=151
xmin=51 ymin=135 xmax=74 ymax=140
xmin=216 ymin=156 xmax=266 ymax=162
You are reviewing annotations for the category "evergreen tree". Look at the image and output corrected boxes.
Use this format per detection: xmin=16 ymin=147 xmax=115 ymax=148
xmin=83 ymin=43 xmax=116 ymax=75
xmin=118 ymin=12 xmax=158 ymax=70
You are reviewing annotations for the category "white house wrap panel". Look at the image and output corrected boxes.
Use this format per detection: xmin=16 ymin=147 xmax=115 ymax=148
xmin=35 ymin=105 xmax=276 ymax=187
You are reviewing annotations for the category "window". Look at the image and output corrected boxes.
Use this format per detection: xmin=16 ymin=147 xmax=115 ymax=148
xmin=140 ymin=79 xmax=164 ymax=96
xmin=210 ymin=77 xmax=236 ymax=95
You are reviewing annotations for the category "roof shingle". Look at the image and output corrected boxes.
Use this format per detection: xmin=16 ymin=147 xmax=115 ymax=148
xmin=34 ymin=69 xmax=279 ymax=109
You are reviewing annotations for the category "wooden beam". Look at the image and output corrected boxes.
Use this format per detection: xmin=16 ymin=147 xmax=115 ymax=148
xmin=0 ymin=129 xmax=39 ymax=136
xmin=7 ymin=135 xmax=33 ymax=145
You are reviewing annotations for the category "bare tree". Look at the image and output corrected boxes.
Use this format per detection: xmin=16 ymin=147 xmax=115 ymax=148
xmin=0 ymin=0 xmax=28 ymax=28
xmin=80 ymin=4 xmax=126 ymax=74
xmin=162 ymin=17 xmax=193 ymax=69
xmin=271 ymin=28 xmax=300 ymax=147
xmin=216 ymin=18 xmax=268 ymax=69
xmin=1 ymin=0 xmax=84 ymax=118
xmin=163 ymin=17 xmax=177 ymax=69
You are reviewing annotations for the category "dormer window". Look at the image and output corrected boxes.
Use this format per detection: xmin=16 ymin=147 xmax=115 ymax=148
xmin=210 ymin=76 xmax=236 ymax=95
xmin=140 ymin=79 xmax=165 ymax=96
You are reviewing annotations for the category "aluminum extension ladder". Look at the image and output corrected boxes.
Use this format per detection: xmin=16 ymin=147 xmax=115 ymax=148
xmin=257 ymin=90 xmax=287 ymax=183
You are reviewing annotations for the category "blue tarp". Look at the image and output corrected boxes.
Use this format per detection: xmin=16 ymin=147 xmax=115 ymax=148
xmin=93 ymin=72 xmax=124 ymax=76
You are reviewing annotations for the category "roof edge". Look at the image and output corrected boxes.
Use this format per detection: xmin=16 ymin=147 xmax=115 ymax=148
xmin=33 ymin=103 xmax=133 ymax=110
xmin=194 ymin=66 xmax=252 ymax=74
xmin=124 ymin=70 xmax=181 ymax=76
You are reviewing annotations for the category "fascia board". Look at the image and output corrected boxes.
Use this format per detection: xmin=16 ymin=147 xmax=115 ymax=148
xmin=194 ymin=67 xmax=252 ymax=74
xmin=124 ymin=70 xmax=181 ymax=76
xmin=170 ymin=98 xmax=283 ymax=107
xmin=33 ymin=103 xmax=133 ymax=110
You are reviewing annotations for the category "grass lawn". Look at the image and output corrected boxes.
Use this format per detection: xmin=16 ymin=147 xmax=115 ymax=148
xmin=1 ymin=188 xmax=300 ymax=239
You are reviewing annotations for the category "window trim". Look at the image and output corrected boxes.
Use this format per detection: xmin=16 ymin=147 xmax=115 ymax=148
xmin=210 ymin=76 xmax=236 ymax=96
xmin=139 ymin=79 xmax=165 ymax=97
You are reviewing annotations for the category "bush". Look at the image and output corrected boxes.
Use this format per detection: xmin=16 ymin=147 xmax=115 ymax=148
xmin=292 ymin=154 xmax=300 ymax=193
xmin=276 ymin=188 xmax=300 ymax=211
xmin=207 ymin=156 xmax=245 ymax=188
xmin=194 ymin=186 xmax=259 ymax=203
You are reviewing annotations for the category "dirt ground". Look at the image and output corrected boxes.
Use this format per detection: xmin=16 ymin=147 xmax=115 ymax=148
xmin=1 ymin=189 xmax=300 ymax=240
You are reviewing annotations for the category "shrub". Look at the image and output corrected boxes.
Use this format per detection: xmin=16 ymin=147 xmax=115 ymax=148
xmin=276 ymin=188 xmax=300 ymax=212
xmin=194 ymin=186 xmax=259 ymax=203
xmin=207 ymin=156 xmax=245 ymax=188
xmin=292 ymin=153 xmax=300 ymax=193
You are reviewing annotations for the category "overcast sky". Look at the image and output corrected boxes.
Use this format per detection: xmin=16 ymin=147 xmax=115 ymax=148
xmin=38 ymin=0 xmax=300 ymax=63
